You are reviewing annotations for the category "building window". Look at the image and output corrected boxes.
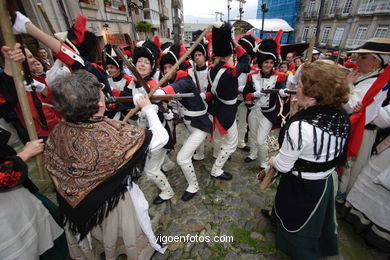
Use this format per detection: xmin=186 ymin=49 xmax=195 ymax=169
xmin=320 ymin=27 xmax=331 ymax=44
xmin=144 ymin=0 xmax=150 ymax=8
xmin=329 ymin=0 xmax=338 ymax=14
xmin=332 ymin=27 xmax=344 ymax=46
xmin=311 ymin=27 xmax=317 ymax=37
xmin=112 ymin=0 xmax=123 ymax=8
xmin=302 ymin=27 xmax=310 ymax=41
xmin=353 ymin=25 xmax=368 ymax=45
xmin=144 ymin=10 xmax=151 ymax=19
xmin=308 ymin=0 xmax=316 ymax=14
xmin=374 ymin=26 xmax=388 ymax=38
xmin=342 ymin=0 xmax=353 ymax=14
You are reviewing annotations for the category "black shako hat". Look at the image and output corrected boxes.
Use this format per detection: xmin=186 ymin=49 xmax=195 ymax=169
xmin=255 ymin=39 xmax=279 ymax=67
xmin=238 ymin=35 xmax=256 ymax=58
xmin=132 ymin=40 xmax=160 ymax=74
xmin=212 ymin=22 xmax=234 ymax=57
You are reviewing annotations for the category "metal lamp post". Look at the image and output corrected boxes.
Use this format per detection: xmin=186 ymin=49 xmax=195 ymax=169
xmin=260 ymin=1 xmax=268 ymax=38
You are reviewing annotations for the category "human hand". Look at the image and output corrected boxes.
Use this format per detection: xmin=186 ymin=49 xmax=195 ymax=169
xmin=164 ymin=109 xmax=174 ymax=121
xmin=12 ymin=11 xmax=32 ymax=34
xmin=24 ymin=79 xmax=46 ymax=92
xmin=238 ymin=85 xmax=245 ymax=92
xmin=1 ymin=43 xmax=25 ymax=63
xmin=353 ymin=101 xmax=363 ymax=113
xmin=200 ymin=92 xmax=206 ymax=100
xmin=268 ymin=156 xmax=275 ymax=167
xmin=347 ymin=70 xmax=362 ymax=85
xmin=136 ymin=95 xmax=152 ymax=109
xmin=17 ymin=139 xmax=44 ymax=161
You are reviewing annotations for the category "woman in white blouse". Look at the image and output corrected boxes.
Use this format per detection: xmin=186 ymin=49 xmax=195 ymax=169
xmin=266 ymin=61 xmax=351 ymax=260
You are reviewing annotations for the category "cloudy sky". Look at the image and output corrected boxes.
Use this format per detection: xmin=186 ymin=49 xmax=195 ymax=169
xmin=183 ymin=0 xmax=260 ymax=23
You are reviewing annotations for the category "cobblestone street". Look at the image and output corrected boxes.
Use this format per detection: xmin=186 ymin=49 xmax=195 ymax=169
xmin=30 ymin=124 xmax=389 ymax=260
xmin=137 ymin=125 xmax=389 ymax=260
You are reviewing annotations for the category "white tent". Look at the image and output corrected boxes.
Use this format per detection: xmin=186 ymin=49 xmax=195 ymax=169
xmin=241 ymin=19 xmax=294 ymax=32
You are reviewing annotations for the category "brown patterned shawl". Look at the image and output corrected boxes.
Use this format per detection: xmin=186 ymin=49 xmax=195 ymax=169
xmin=44 ymin=118 xmax=151 ymax=239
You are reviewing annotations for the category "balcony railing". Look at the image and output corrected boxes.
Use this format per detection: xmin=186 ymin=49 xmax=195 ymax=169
xmin=357 ymin=1 xmax=390 ymax=14
xmin=345 ymin=38 xmax=366 ymax=48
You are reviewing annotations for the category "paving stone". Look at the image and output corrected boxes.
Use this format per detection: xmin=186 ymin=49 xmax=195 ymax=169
xmin=239 ymin=243 xmax=255 ymax=251
xmin=190 ymin=243 xmax=205 ymax=257
xmin=245 ymin=219 xmax=257 ymax=231
xmin=200 ymin=247 xmax=212 ymax=259
xmin=226 ymin=251 xmax=239 ymax=260
xmin=250 ymin=232 xmax=265 ymax=241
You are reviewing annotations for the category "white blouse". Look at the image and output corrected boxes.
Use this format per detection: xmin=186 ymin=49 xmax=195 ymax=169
xmin=273 ymin=121 xmax=346 ymax=180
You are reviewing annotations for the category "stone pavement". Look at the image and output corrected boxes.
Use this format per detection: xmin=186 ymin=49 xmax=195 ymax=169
xmin=134 ymin=124 xmax=389 ymax=260
xmin=29 ymin=123 xmax=389 ymax=260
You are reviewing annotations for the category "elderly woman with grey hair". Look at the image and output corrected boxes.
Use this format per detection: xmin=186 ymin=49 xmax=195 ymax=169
xmin=44 ymin=70 xmax=168 ymax=259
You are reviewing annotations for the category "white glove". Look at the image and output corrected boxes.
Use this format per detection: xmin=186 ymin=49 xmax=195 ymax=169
xmin=132 ymin=93 xmax=144 ymax=107
xmin=238 ymin=85 xmax=245 ymax=92
xmin=279 ymin=88 xmax=289 ymax=97
xmin=24 ymin=79 xmax=46 ymax=92
xmin=200 ymin=92 xmax=206 ymax=100
xmin=163 ymin=109 xmax=174 ymax=121
xmin=253 ymin=91 xmax=264 ymax=98
xmin=13 ymin=11 xmax=31 ymax=34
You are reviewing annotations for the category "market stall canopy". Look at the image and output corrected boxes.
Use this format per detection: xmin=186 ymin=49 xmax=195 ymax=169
xmin=233 ymin=19 xmax=294 ymax=33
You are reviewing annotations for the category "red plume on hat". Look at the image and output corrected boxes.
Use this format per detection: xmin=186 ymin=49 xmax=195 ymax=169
xmin=72 ymin=14 xmax=88 ymax=45
xmin=273 ymin=29 xmax=283 ymax=57
xmin=179 ymin=42 xmax=186 ymax=58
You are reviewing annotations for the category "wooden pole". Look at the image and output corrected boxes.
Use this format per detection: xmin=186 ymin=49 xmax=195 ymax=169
xmin=122 ymin=25 xmax=213 ymax=122
xmin=0 ymin=2 xmax=46 ymax=179
xmin=36 ymin=3 xmax=56 ymax=35
xmin=306 ymin=36 xmax=316 ymax=62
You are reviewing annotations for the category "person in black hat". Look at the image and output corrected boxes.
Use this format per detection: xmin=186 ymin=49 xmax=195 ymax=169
xmin=158 ymin=44 xmax=212 ymax=201
xmin=237 ymin=34 xmax=257 ymax=151
xmin=206 ymin=22 xmax=250 ymax=180
xmin=125 ymin=40 xmax=176 ymax=205
xmin=11 ymin=11 xmax=114 ymax=101
xmin=103 ymin=45 xmax=133 ymax=93
xmin=243 ymin=39 xmax=288 ymax=169
xmin=187 ymin=37 xmax=210 ymax=161
xmin=337 ymin=37 xmax=390 ymax=203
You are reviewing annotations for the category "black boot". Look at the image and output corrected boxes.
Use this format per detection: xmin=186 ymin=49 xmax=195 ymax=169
xmin=244 ymin=157 xmax=255 ymax=163
xmin=213 ymin=172 xmax=233 ymax=180
xmin=153 ymin=196 xmax=168 ymax=205
xmin=181 ymin=191 xmax=197 ymax=201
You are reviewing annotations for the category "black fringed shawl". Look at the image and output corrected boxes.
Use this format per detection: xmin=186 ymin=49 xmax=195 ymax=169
xmin=275 ymin=106 xmax=350 ymax=231
xmin=278 ymin=105 xmax=351 ymax=173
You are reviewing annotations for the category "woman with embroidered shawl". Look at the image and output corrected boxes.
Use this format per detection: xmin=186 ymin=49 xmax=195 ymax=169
xmin=267 ymin=61 xmax=351 ymax=259
xmin=44 ymin=70 xmax=168 ymax=259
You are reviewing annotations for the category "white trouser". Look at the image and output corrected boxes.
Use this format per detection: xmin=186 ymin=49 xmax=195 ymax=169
xmin=248 ymin=109 xmax=273 ymax=168
xmin=177 ymin=123 xmax=208 ymax=193
xmin=211 ymin=121 xmax=238 ymax=177
xmin=339 ymin=129 xmax=377 ymax=194
xmin=161 ymin=153 xmax=175 ymax=172
xmin=144 ymin=148 xmax=174 ymax=200
xmin=237 ymin=101 xmax=248 ymax=148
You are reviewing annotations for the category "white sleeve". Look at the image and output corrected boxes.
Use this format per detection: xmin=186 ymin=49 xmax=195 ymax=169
xmin=342 ymin=79 xmax=375 ymax=114
xmin=273 ymin=121 xmax=304 ymax=173
xmin=373 ymin=104 xmax=390 ymax=128
xmin=142 ymin=105 xmax=169 ymax=152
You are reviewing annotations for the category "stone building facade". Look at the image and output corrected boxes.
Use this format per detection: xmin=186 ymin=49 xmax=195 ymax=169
xmin=295 ymin=0 xmax=389 ymax=50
